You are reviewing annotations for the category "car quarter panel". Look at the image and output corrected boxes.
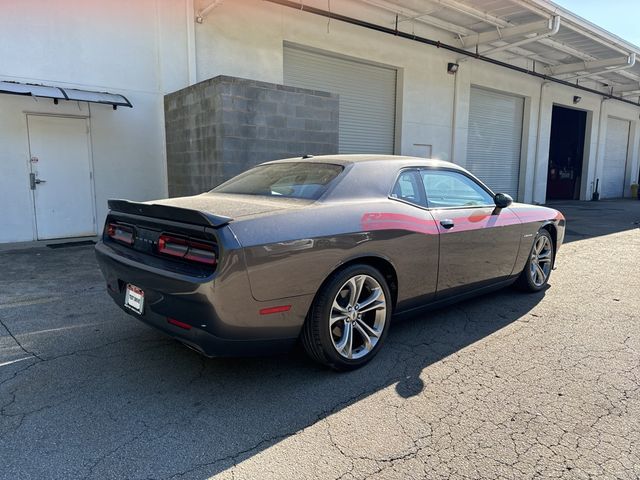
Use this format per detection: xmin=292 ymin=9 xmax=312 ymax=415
xmin=95 ymin=223 xmax=313 ymax=345
xmin=229 ymin=200 xmax=440 ymax=312
xmin=510 ymin=203 xmax=566 ymax=271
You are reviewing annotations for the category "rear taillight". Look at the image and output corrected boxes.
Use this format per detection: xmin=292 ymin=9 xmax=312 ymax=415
xmin=106 ymin=223 xmax=134 ymax=245
xmin=158 ymin=234 xmax=217 ymax=265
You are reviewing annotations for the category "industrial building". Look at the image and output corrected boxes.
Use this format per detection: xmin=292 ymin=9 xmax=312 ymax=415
xmin=1 ymin=0 xmax=639 ymax=244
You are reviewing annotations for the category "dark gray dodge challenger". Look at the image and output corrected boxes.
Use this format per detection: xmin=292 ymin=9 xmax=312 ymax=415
xmin=95 ymin=155 xmax=565 ymax=370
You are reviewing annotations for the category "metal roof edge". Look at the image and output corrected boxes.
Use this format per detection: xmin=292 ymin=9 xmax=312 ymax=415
xmin=520 ymin=0 xmax=640 ymax=54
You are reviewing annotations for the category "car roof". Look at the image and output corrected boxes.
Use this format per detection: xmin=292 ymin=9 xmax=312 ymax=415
xmin=264 ymin=154 xmax=461 ymax=170
xmin=262 ymin=154 xmax=477 ymax=202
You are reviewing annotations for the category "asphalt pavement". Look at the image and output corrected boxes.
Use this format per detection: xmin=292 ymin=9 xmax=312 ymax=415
xmin=1 ymin=199 xmax=639 ymax=479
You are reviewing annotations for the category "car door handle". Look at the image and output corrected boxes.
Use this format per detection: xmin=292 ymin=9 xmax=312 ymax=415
xmin=440 ymin=219 xmax=455 ymax=229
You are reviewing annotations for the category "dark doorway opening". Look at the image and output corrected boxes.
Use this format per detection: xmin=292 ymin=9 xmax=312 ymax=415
xmin=546 ymin=105 xmax=587 ymax=200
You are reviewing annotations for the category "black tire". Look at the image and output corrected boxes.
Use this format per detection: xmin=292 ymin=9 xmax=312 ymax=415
xmin=301 ymin=264 xmax=392 ymax=371
xmin=515 ymin=229 xmax=554 ymax=293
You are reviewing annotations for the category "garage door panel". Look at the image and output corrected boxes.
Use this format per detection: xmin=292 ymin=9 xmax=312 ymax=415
xmin=284 ymin=46 xmax=396 ymax=154
xmin=466 ymin=87 xmax=524 ymax=198
xmin=601 ymin=117 xmax=629 ymax=199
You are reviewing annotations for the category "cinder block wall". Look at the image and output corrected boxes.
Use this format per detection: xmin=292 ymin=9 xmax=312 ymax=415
xmin=164 ymin=75 xmax=339 ymax=197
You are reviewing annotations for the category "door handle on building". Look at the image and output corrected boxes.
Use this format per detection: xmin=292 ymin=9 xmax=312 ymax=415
xmin=29 ymin=173 xmax=46 ymax=190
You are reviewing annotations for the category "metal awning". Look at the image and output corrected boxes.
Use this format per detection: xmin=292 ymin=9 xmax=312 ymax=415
xmin=0 ymin=80 xmax=132 ymax=109
xmin=270 ymin=0 xmax=640 ymax=105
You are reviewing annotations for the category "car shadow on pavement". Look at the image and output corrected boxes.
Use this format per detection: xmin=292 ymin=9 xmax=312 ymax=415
xmin=0 ymin=246 xmax=547 ymax=479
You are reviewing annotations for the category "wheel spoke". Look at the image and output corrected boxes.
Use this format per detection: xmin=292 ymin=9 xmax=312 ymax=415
xmin=330 ymin=299 xmax=348 ymax=326
xmin=535 ymin=264 xmax=546 ymax=284
xmin=332 ymin=299 xmax=348 ymax=315
xmin=353 ymin=321 xmax=373 ymax=351
xmin=358 ymin=301 xmax=385 ymax=314
xmin=335 ymin=322 xmax=353 ymax=359
xmin=330 ymin=313 xmax=347 ymax=326
xmin=347 ymin=276 xmax=365 ymax=307
xmin=537 ymin=250 xmax=552 ymax=260
xmin=538 ymin=256 xmax=552 ymax=265
xmin=355 ymin=318 xmax=380 ymax=339
xmin=357 ymin=288 xmax=384 ymax=313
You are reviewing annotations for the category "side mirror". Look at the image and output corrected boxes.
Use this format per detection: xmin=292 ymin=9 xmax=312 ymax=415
xmin=494 ymin=193 xmax=513 ymax=209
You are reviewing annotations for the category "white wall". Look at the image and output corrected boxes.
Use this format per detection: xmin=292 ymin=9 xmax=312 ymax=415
xmin=195 ymin=0 xmax=462 ymax=163
xmin=0 ymin=0 xmax=190 ymax=243
xmin=194 ymin=0 xmax=640 ymax=203
xmin=2 ymin=0 xmax=640 ymax=244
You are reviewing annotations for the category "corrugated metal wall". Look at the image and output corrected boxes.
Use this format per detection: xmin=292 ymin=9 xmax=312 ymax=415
xmin=284 ymin=46 xmax=397 ymax=155
xmin=466 ymin=87 xmax=524 ymax=197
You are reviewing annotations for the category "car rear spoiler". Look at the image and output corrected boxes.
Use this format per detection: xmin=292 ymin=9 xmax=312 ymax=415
xmin=107 ymin=199 xmax=232 ymax=228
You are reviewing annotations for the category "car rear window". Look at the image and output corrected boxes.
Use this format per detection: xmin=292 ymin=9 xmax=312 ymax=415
xmin=211 ymin=162 xmax=344 ymax=200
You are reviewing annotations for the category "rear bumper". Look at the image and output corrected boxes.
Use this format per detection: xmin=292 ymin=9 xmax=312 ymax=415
xmin=103 ymin=285 xmax=298 ymax=357
xmin=95 ymin=241 xmax=309 ymax=357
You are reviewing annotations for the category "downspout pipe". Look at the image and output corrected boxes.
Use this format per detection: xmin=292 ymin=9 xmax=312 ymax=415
xmin=592 ymin=96 xmax=611 ymax=199
xmin=450 ymin=66 xmax=459 ymax=163
xmin=532 ymin=81 xmax=551 ymax=204
xmin=186 ymin=0 xmax=197 ymax=85
xmin=196 ymin=0 xmax=224 ymax=23
xmin=266 ymin=0 xmax=640 ymax=108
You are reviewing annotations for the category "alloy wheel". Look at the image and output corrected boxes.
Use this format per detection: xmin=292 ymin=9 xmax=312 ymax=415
xmin=530 ymin=234 xmax=552 ymax=287
xmin=329 ymin=274 xmax=387 ymax=360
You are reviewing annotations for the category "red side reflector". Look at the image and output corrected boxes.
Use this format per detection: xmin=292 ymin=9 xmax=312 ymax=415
xmin=259 ymin=305 xmax=291 ymax=315
xmin=167 ymin=318 xmax=192 ymax=330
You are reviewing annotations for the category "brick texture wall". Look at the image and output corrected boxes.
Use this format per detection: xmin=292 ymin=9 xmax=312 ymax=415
xmin=164 ymin=75 xmax=339 ymax=197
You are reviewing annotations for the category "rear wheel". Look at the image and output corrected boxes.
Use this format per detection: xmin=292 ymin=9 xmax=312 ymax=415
xmin=301 ymin=264 xmax=392 ymax=371
xmin=516 ymin=229 xmax=554 ymax=292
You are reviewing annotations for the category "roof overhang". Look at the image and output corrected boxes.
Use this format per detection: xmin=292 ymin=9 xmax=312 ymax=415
xmin=0 ymin=80 xmax=132 ymax=109
xmin=269 ymin=0 xmax=640 ymax=106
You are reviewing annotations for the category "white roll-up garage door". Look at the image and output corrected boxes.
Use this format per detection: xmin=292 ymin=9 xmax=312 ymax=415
xmin=601 ymin=117 xmax=630 ymax=199
xmin=466 ymin=87 xmax=524 ymax=198
xmin=283 ymin=45 xmax=397 ymax=154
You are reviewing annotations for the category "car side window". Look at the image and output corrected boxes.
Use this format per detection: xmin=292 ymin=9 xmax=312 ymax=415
xmin=421 ymin=170 xmax=494 ymax=208
xmin=390 ymin=170 xmax=425 ymax=206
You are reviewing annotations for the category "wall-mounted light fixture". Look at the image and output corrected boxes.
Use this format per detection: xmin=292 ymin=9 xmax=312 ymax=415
xmin=447 ymin=62 xmax=459 ymax=75
xmin=573 ymin=95 xmax=582 ymax=104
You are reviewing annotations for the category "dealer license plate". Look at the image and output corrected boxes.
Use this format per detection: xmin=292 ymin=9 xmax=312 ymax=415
xmin=124 ymin=284 xmax=144 ymax=314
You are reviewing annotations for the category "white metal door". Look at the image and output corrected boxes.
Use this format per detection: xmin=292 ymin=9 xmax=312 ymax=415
xmin=283 ymin=46 xmax=397 ymax=154
xmin=466 ymin=87 xmax=524 ymax=198
xmin=601 ymin=117 xmax=630 ymax=199
xmin=27 ymin=115 xmax=96 ymax=240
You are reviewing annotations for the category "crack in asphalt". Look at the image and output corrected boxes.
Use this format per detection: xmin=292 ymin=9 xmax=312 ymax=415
xmin=0 ymin=317 xmax=44 ymax=362
xmin=1 ymin=227 xmax=639 ymax=479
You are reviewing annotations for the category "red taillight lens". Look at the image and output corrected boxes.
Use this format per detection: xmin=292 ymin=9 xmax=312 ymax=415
xmin=106 ymin=223 xmax=134 ymax=245
xmin=184 ymin=240 xmax=217 ymax=265
xmin=158 ymin=234 xmax=217 ymax=265
xmin=157 ymin=235 xmax=188 ymax=258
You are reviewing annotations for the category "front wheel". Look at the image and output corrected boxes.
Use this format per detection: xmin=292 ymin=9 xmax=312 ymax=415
xmin=301 ymin=264 xmax=392 ymax=371
xmin=516 ymin=229 xmax=554 ymax=292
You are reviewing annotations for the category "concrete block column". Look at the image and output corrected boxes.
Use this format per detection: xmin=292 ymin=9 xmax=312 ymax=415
xmin=164 ymin=75 xmax=339 ymax=197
